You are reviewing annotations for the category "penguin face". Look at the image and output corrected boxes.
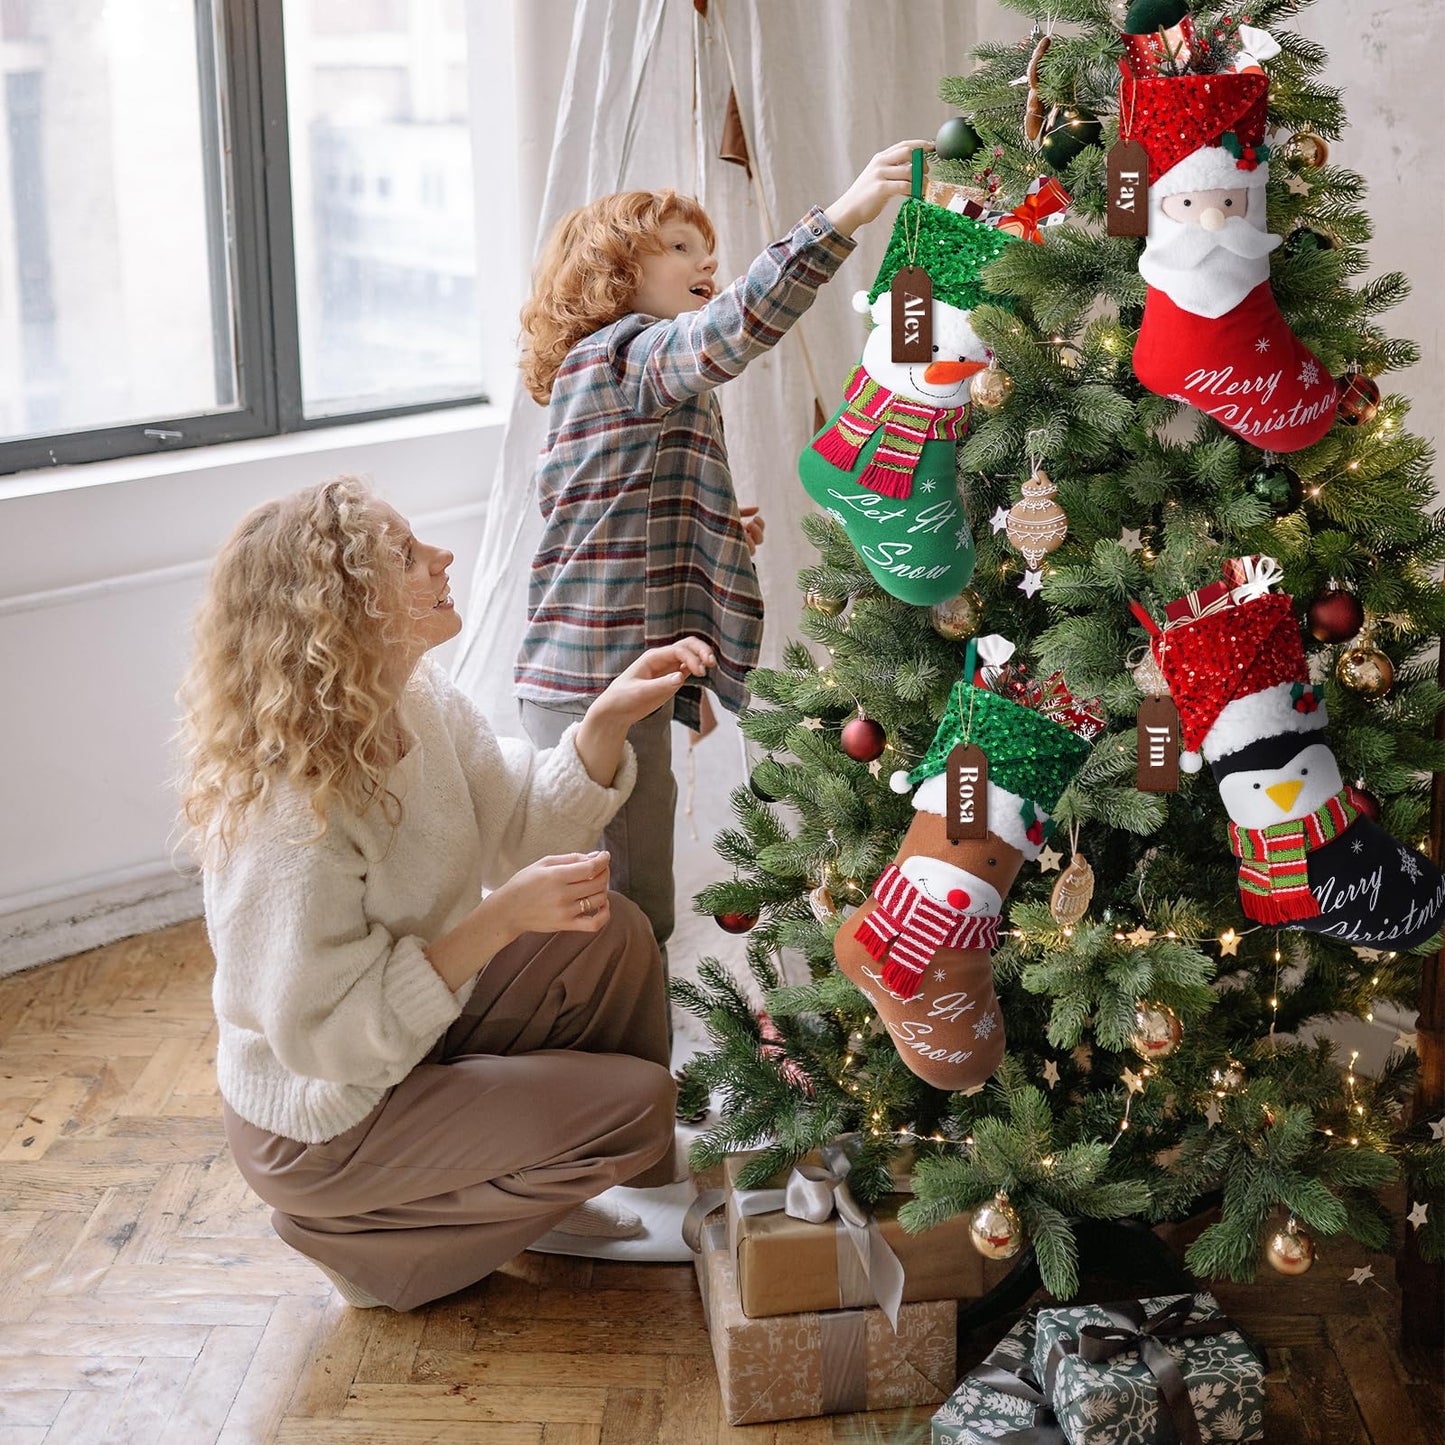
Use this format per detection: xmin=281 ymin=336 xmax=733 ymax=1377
xmin=899 ymin=853 xmax=1003 ymax=916
xmin=1217 ymin=741 xmax=1343 ymax=828
xmin=858 ymin=292 xmax=989 ymax=407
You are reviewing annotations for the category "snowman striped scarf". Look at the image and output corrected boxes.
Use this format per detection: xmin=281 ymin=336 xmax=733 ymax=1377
xmin=810 ymin=366 xmax=969 ymax=500
xmin=1227 ymin=788 xmax=1357 ymax=923
xmin=855 ymin=864 xmax=1002 ymax=999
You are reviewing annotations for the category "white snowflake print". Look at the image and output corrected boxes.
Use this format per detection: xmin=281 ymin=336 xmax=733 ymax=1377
xmin=973 ymin=1010 xmax=999 ymax=1039
xmin=919 ymin=477 xmax=937 ymax=493
xmin=1351 ymin=838 xmax=1364 ymax=854
xmin=1254 ymin=337 xmax=1270 ymax=353
xmin=934 ymin=968 xmax=948 ymax=981
xmin=955 ymin=524 xmax=973 ymax=548
xmin=1399 ymin=847 xmax=1423 ymax=880
xmin=1299 ymin=358 xmax=1321 ymax=386
xmin=826 ymin=508 xmax=848 ymax=528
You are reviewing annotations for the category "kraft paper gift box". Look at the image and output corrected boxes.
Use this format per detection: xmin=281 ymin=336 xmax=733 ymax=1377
xmin=723 ymin=1147 xmax=988 ymax=1320
xmin=693 ymin=1218 xmax=956 ymax=1426
xmin=933 ymin=1310 xmax=1068 ymax=1444
xmin=1030 ymin=1293 xmax=1265 ymax=1445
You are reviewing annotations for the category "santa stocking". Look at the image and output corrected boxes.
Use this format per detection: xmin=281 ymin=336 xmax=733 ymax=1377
xmin=1141 ymin=557 xmax=1445 ymax=949
xmin=833 ymin=644 xmax=1095 ymax=1090
xmin=798 ymin=199 xmax=1016 ymax=606
xmin=1119 ymin=64 xmax=1335 ymax=452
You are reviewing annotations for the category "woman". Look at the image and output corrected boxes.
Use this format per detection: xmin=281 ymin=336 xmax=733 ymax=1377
xmin=179 ymin=476 xmax=707 ymax=1310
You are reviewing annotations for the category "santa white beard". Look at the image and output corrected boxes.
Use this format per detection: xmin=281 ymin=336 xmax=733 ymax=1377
xmin=1137 ymin=205 xmax=1280 ymax=319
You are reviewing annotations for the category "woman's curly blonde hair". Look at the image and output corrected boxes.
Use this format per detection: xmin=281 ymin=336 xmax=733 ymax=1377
xmin=519 ymin=189 xmax=717 ymax=405
xmin=177 ymin=476 xmax=410 ymax=865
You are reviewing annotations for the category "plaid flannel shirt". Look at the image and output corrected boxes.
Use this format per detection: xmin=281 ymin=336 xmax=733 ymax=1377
xmin=515 ymin=206 xmax=856 ymax=730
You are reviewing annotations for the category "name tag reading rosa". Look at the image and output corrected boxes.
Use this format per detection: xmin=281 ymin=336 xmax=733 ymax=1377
xmin=945 ymin=743 xmax=988 ymax=841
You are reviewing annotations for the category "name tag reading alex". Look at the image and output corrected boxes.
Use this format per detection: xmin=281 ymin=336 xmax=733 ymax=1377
xmin=946 ymin=743 xmax=988 ymax=840
xmin=891 ymin=265 xmax=933 ymax=364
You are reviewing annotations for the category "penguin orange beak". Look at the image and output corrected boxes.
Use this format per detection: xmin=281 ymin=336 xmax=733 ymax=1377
xmin=924 ymin=359 xmax=987 ymax=385
xmin=1266 ymin=779 xmax=1304 ymax=814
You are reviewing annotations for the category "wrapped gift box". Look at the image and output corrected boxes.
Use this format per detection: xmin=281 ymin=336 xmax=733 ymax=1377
xmin=1031 ymin=1293 xmax=1265 ymax=1445
xmin=723 ymin=1148 xmax=989 ymax=1319
xmin=694 ymin=1218 xmax=956 ymax=1426
xmin=933 ymin=1310 xmax=1065 ymax=1444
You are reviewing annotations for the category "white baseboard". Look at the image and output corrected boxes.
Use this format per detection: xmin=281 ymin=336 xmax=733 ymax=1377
xmin=0 ymin=864 xmax=203 ymax=978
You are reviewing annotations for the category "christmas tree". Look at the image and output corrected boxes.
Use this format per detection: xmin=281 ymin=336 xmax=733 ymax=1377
xmin=675 ymin=0 xmax=1445 ymax=1300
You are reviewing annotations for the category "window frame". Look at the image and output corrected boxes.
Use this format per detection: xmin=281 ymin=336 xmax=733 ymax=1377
xmin=0 ymin=0 xmax=486 ymax=479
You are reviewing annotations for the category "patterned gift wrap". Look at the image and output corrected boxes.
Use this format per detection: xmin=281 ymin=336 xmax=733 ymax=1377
xmin=1031 ymin=1293 xmax=1265 ymax=1445
xmin=694 ymin=1219 xmax=956 ymax=1426
xmin=933 ymin=1311 xmax=1067 ymax=1444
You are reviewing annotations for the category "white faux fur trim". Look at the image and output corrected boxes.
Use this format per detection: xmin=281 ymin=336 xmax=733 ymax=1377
xmin=1201 ymin=681 xmax=1329 ymax=762
xmin=911 ymin=774 xmax=1048 ymax=859
xmin=1153 ymin=146 xmax=1268 ymax=197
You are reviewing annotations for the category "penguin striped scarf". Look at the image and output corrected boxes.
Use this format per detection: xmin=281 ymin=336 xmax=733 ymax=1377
xmin=854 ymin=864 xmax=1002 ymax=999
xmin=1227 ymin=788 xmax=1358 ymax=923
xmin=809 ymin=366 xmax=969 ymax=500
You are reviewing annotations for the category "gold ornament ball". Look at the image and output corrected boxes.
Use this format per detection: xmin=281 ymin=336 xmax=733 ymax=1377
xmin=1293 ymin=132 xmax=1329 ymax=167
xmin=804 ymin=587 xmax=845 ymax=617
xmin=929 ymin=588 xmax=984 ymax=641
xmin=1129 ymin=1001 xmax=1184 ymax=1060
xmin=1005 ymin=469 xmax=1069 ymax=568
xmin=969 ymin=1193 xmax=1024 ymax=1259
xmin=1211 ymin=1059 xmax=1245 ymax=1094
xmin=1266 ymin=1217 xmax=1316 ymax=1276
xmin=969 ymin=366 xmax=1015 ymax=412
xmin=1336 ymin=643 xmax=1394 ymax=698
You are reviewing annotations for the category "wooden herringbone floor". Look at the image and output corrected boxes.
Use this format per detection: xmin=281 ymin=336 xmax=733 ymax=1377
xmin=0 ymin=918 xmax=1440 ymax=1443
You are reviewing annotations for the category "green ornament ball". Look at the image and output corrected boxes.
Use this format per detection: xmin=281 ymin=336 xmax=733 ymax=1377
xmin=935 ymin=117 xmax=982 ymax=163
xmin=1245 ymin=460 xmax=1303 ymax=515
xmin=1125 ymin=0 xmax=1191 ymax=32
xmin=1040 ymin=105 xmax=1103 ymax=170
xmin=1283 ymin=228 xmax=1337 ymax=256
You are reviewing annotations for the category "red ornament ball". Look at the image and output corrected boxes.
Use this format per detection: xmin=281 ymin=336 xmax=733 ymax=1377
xmin=841 ymin=716 xmax=887 ymax=762
xmin=1336 ymin=373 xmax=1381 ymax=426
xmin=1307 ymin=587 xmax=1364 ymax=644
xmin=1346 ymin=783 xmax=1381 ymax=822
xmin=715 ymin=909 xmax=759 ymax=934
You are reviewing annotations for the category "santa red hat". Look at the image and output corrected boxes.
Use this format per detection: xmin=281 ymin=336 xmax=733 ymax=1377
xmin=1117 ymin=65 xmax=1269 ymax=189
xmin=1143 ymin=563 xmax=1328 ymax=773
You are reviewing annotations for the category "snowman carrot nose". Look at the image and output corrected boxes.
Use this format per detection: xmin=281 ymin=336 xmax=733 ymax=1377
xmin=947 ymin=887 xmax=971 ymax=910
xmin=924 ymin=359 xmax=985 ymax=385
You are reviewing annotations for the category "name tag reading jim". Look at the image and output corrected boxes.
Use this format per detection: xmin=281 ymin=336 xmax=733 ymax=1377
xmin=1106 ymin=138 xmax=1150 ymax=238
xmin=1136 ymin=694 xmax=1180 ymax=793
xmin=946 ymin=743 xmax=989 ymax=841
xmin=891 ymin=265 xmax=933 ymax=364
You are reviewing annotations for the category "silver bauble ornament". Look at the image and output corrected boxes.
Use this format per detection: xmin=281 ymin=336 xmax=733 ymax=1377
xmin=1265 ymin=1217 xmax=1316 ymax=1275
xmin=969 ymin=1192 xmax=1024 ymax=1259
xmin=1129 ymin=1001 xmax=1183 ymax=1060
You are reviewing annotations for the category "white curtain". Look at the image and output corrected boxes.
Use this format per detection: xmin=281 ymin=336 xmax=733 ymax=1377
xmin=455 ymin=0 xmax=1010 ymax=1001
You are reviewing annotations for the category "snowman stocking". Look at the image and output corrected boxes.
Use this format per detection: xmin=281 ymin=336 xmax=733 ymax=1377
xmin=798 ymin=197 xmax=1016 ymax=606
xmin=833 ymin=643 xmax=1095 ymax=1090
xmin=1140 ymin=557 xmax=1445 ymax=949
xmin=1119 ymin=64 xmax=1336 ymax=452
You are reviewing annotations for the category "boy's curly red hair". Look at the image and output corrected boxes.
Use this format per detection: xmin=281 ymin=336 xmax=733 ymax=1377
xmin=519 ymin=189 xmax=717 ymax=405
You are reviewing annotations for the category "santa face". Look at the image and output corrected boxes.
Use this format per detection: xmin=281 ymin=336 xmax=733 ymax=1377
xmin=1217 ymin=740 xmax=1343 ymax=828
xmin=858 ymin=291 xmax=989 ymax=406
xmin=1137 ymin=164 xmax=1281 ymax=319
xmin=899 ymin=853 xmax=1004 ymax=917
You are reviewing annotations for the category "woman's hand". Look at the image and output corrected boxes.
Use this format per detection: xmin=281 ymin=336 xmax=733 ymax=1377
xmin=825 ymin=139 xmax=933 ymax=237
xmin=490 ymin=851 xmax=613 ymax=936
xmin=739 ymin=505 xmax=765 ymax=555
xmin=574 ymin=637 xmax=715 ymax=786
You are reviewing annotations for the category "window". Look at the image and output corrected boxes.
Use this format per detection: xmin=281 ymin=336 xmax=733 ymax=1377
xmin=0 ymin=0 xmax=485 ymax=477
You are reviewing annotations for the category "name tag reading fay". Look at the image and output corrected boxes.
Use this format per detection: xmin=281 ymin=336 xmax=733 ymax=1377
xmin=946 ymin=743 xmax=988 ymax=840
xmin=1106 ymin=138 xmax=1150 ymax=238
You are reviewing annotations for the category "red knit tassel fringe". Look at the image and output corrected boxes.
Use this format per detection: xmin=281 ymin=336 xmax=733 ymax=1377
xmin=856 ymin=460 xmax=912 ymax=498
xmin=810 ymin=430 xmax=864 ymax=469
xmin=881 ymin=956 xmax=923 ymax=999
xmin=1238 ymin=888 xmax=1320 ymax=925
xmin=855 ymin=924 xmax=889 ymax=962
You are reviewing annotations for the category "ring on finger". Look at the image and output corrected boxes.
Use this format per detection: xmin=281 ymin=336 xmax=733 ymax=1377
xmin=578 ymin=895 xmax=596 ymax=918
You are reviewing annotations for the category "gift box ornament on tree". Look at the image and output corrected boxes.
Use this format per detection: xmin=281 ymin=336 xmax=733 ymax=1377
xmin=834 ymin=638 xmax=1097 ymax=1090
xmin=799 ymin=162 xmax=1017 ymax=605
xmin=1116 ymin=20 xmax=1337 ymax=451
xmin=1136 ymin=557 xmax=1445 ymax=948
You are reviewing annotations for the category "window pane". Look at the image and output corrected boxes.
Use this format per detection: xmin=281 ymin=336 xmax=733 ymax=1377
xmin=285 ymin=0 xmax=483 ymax=417
xmin=0 ymin=0 xmax=237 ymax=444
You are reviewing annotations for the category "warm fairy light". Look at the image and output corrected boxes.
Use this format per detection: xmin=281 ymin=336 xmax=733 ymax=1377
xmin=1120 ymin=1117 xmax=1131 ymax=1130
xmin=1063 ymin=926 xmax=1074 ymax=938
xmin=1220 ymin=928 xmax=1238 ymax=949
xmin=1041 ymin=1155 xmax=1055 ymax=1169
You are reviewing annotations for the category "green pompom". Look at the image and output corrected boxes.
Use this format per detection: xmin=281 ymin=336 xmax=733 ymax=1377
xmin=935 ymin=116 xmax=981 ymax=162
xmin=1124 ymin=0 xmax=1190 ymax=31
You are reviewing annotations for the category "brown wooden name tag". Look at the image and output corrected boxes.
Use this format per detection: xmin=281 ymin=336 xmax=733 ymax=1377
xmin=946 ymin=743 xmax=989 ymax=840
xmin=1136 ymin=693 xmax=1180 ymax=792
xmin=891 ymin=265 xmax=933 ymax=364
xmin=1106 ymin=139 xmax=1150 ymax=238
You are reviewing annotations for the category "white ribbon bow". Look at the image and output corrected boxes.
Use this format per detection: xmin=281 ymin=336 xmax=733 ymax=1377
xmin=1227 ymin=554 xmax=1284 ymax=603
xmin=1235 ymin=24 xmax=1281 ymax=68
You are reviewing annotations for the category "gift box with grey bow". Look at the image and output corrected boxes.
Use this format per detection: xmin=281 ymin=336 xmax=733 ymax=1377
xmin=932 ymin=1309 xmax=1067 ymax=1444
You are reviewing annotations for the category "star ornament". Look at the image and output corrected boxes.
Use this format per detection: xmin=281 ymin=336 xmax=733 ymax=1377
xmin=1042 ymin=1059 xmax=1060 ymax=1090
xmin=1119 ymin=527 xmax=1144 ymax=553
xmin=1037 ymin=845 xmax=1064 ymax=872
xmin=1348 ymin=1265 xmax=1375 ymax=1286
xmin=1126 ymin=925 xmax=1158 ymax=947
xmin=1121 ymin=1067 xmax=1145 ymax=1095
xmin=1395 ymin=1030 xmax=1419 ymax=1054
xmin=1019 ymin=568 xmax=1044 ymax=598
xmin=1218 ymin=929 xmax=1240 ymax=957
xmin=1285 ymin=171 xmax=1312 ymax=196
xmin=801 ymin=717 xmax=824 ymax=731
xmin=1408 ymin=1200 xmax=1430 ymax=1229
xmin=990 ymin=505 xmax=1011 ymax=534
xmin=1429 ymin=1117 xmax=1445 ymax=1142
xmin=1204 ymin=1097 xmax=1222 ymax=1128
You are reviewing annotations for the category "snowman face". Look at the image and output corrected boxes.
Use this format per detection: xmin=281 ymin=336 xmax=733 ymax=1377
xmin=1217 ymin=741 xmax=1343 ymax=828
xmin=858 ymin=292 xmax=989 ymax=407
xmin=899 ymin=853 xmax=1003 ymax=916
